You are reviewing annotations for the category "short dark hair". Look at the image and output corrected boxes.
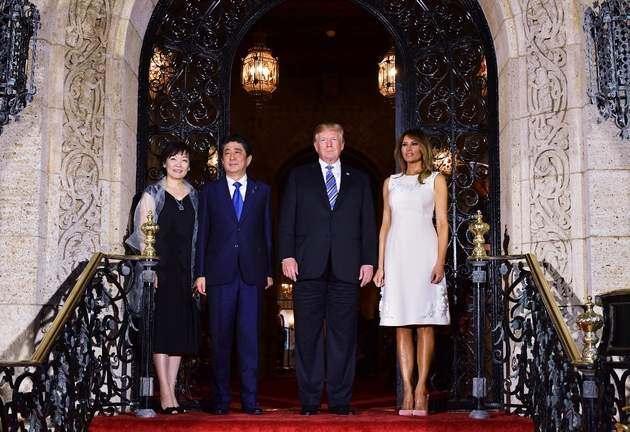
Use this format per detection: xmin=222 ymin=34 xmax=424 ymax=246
xmin=159 ymin=141 xmax=193 ymax=176
xmin=219 ymin=134 xmax=253 ymax=157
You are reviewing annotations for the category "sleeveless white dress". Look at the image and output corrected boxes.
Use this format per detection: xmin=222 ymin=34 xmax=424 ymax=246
xmin=379 ymin=172 xmax=450 ymax=326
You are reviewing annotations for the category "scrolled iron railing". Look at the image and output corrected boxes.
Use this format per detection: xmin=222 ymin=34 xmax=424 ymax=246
xmin=0 ymin=248 xmax=625 ymax=431
xmin=0 ymin=252 xmax=151 ymax=431
xmin=468 ymin=251 xmax=601 ymax=431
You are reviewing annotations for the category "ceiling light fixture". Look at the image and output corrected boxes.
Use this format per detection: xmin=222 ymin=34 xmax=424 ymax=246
xmin=378 ymin=46 xmax=396 ymax=102
xmin=241 ymin=32 xmax=279 ymax=109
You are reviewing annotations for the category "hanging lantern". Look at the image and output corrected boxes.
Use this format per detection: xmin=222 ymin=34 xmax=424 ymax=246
xmin=0 ymin=0 xmax=39 ymax=135
xmin=148 ymin=46 xmax=176 ymax=95
xmin=241 ymin=32 xmax=279 ymax=108
xmin=585 ymin=0 xmax=630 ymax=139
xmin=433 ymin=148 xmax=453 ymax=175
xmin=378 ymin=46 xmax=396 ymax=100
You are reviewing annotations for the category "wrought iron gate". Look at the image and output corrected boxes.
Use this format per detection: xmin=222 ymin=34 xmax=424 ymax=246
xmin=137 ymin=0 xmax=500 ymax=408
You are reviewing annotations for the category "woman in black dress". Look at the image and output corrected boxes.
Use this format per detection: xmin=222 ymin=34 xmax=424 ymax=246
xmin=126 ymin=142 xmax=200 ymax=414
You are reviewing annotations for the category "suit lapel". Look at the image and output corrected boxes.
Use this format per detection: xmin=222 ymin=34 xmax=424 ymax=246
xmin=240 ymin=179 xmax=257 ymax=222
xmin=310 ymin=163 xmax=331 ymax=209
xmin=332 ymin=164 xmax=352 ymax=211
xmin=216 ymin=177 xmax=238 ymax=222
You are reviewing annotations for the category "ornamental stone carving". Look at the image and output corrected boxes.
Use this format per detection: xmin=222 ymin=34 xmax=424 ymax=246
xmin=59 ymin=0 xmax=111 ymax=284
xmin=524 ymin=0 xmax=573 ymax=300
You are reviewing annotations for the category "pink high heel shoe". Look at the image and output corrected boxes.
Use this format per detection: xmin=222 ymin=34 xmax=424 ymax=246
xmin=412 ymin=394 xmax=429 ymax=416
xmin=399 ymin=393 xmax=414 ymax=416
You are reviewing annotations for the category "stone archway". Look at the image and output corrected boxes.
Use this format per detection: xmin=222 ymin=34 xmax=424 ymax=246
xmin=475 ymin=0 xmax=588 ymax=301
xmin=136 ymin=0 xmax=503 ymax=401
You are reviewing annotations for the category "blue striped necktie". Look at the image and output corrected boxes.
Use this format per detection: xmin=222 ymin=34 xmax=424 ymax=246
xmin=233 ymin=182 xmax=243 ymax=220
xmin=325 ymin=165 xmax=338 ymax=210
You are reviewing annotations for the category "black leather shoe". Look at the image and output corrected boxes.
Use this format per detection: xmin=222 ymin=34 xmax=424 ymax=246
xmin=329 ymin=405 xmax=355 ymax=415
xmin=242 ymin=403 xmax=263 ymax=415
xmin=211 ymin=404 xmax=229 ymax=415
xmin=300 ymin=405 xmax=318 ymax=416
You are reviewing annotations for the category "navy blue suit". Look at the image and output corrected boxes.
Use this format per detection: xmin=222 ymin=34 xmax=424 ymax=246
xmin=195 ymin=176 xmax=273 ymax=408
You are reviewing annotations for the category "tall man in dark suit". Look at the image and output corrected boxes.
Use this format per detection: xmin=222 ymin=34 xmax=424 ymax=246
xmin=193 ymin=135 xmax=273 ymax=415
xmin=278 ymin=123 xmax=377 ymax=416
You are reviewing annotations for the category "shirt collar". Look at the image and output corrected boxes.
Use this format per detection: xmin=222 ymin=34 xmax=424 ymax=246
xmin=318 ymin=159 xmax=341 ymax=172
xmin=226 ymin=174 xmax=248 ymax=189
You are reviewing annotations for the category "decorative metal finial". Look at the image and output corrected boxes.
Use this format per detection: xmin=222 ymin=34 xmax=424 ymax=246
xmin=140 ymin=210 xmax=160 ymax=258
xmin=469 ymin=210 xmax=489 ymax=259
xmin=576 ymin=296 xmax=603 ymax=364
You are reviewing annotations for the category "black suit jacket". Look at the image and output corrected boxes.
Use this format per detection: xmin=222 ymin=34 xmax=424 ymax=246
xmin=278 ymin=162 xmax=377 ymax=283
xmin=195 ymin=177 xmax=274 ymax=287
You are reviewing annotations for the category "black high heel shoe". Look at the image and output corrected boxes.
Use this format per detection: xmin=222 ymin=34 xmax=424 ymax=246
xmin=157 ymin=406 xmax=180 ymax=415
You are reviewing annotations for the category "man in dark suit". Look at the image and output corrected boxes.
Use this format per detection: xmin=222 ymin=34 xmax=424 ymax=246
xmin=278 ymin=123 xmax=377 ymax=416
xmin=193 ymin=134 xmax=273 ymax=415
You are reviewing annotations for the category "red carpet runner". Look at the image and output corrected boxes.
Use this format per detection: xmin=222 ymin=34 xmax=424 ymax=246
xmin=90 ymin=410 xmax=534 ymax=432
xmin=89 ymin=379 xmax=534 ymax=431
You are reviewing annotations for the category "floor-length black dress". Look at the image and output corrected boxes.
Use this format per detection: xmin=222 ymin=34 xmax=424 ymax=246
xmin=153 ymin=192 xmax=200 ymax=354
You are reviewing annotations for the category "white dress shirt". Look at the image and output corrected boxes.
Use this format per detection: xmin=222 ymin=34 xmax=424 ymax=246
xmin=226 ymin=174 xmax=248 ymax=201
xmin=318 ymin=159 xmax=342 ymax=189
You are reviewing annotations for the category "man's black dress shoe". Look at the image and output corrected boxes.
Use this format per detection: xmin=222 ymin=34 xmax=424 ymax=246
xmin=300 ymin=405 xmax=318 ymax=416
xmin=242 ymin=403 xmax=263 ymax=415
xmin=211 ymin=404 xmax=229 ymax=415
xmin=328 ymin=405 xmax=355 ymax=415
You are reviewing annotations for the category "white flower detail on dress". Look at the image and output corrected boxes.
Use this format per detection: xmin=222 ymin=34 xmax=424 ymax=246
xmin=388 ymin=175 xmax=405 ymax=192
xmin=379 ymin=290 xmax=393 ymax=320
xmin=391 ymin=175 xmax=421 ymax=192
xmin=436 ymin=284 xmax=449 ymax=317
xmin=420 ymin=303 xmax=436 ymax=319
xmin=415 ymin=285 xmax=448 ymax=320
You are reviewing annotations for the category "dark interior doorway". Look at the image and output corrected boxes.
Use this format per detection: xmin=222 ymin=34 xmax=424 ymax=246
xmin=228 ymin=0 xmax=397 ymax=384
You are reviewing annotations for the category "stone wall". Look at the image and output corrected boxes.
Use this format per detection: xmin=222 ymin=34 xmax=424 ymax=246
xmin=0 ymin=0 xmax=148 ymax=359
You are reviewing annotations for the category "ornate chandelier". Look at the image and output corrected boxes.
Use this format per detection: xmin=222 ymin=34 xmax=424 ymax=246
xmin=378 ymin=46 xmax=396 ymax=100
xmin=148 ymin=46 xmax=176 ymax=95
xmin=0 ymin=0 xmax=39 ymax=135
xmin=241 ymin=33 xmax=278 ymax=108
xmin=584 ymin=0 xmax=630 ymax=139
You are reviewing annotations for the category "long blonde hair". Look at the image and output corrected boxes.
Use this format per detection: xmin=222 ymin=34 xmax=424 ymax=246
xmin=394 ymin=129 xmax=434 ymax=184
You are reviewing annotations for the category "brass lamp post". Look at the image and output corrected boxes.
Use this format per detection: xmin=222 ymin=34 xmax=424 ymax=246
xmin=137 ymin=210 xmax=160 ymax=418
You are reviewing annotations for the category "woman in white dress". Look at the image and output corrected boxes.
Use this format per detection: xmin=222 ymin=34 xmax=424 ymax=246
xmin=373 ymin=129 xmax=449 ymax=416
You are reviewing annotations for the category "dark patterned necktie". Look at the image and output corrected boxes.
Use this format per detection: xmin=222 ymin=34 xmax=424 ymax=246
xmin=325 ymin=165 xmax=338 ymax=210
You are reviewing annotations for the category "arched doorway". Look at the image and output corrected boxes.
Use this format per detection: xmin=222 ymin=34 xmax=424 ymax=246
xmin=137 ymin=0 xmax=499 ymax=408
